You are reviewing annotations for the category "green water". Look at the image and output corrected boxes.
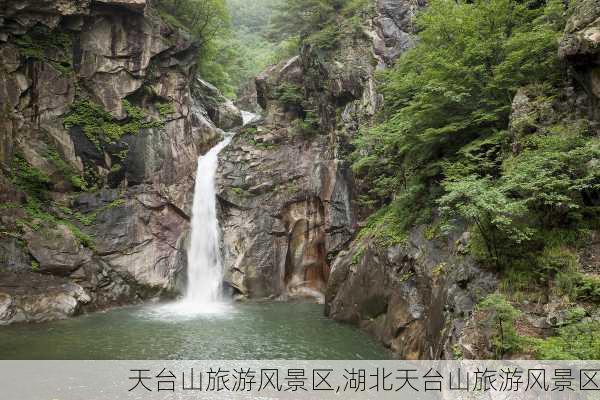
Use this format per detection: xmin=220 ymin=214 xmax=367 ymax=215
xmin=0 ymin=301 xmax=388 ymax=359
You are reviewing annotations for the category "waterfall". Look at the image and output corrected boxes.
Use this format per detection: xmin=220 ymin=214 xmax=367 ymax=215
xmin=184 ymin=135 xmax=232 ymax=309
xmin=183 ymin=110 xmax=257 ymax=312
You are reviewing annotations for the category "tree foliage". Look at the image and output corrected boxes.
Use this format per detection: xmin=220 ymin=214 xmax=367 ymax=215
xmin=154 ymin=0 xmax=229 ymax=47
xmin=351 ymin=0 xmax=598 ymax=273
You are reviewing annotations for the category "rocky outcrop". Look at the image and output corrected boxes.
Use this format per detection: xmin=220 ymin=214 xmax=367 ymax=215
xmin=26 ymin=224 xmax=93 ymax=276
xmin=0 ymin=271 xmax=91 ymax=324
xmin=218 ymin=122 xmax=355 ymax=299
xmin=559 ymin=0 xmax=600 ymax=118
xmin=192 ymin=78 xmax=243 ymax=130
xmin=373 ymin=0 xmax=426 ymax=66
xmin=217 ymin=0 xmax=424 ymax=301
xmin=325 ymin=226 xmax=497 ymax=359
xmin=0 ymin=0 xmax=229 ymax=324
xmin=217 ymin=55 xmax=356 ymax=298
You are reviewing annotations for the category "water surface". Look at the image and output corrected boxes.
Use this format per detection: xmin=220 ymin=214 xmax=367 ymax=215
xmin=0 ymin=301 xmax=388 ymax=360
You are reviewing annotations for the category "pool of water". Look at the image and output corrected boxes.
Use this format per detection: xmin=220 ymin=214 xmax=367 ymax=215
xmin=0 ymin=301 xmax=388 ymax=359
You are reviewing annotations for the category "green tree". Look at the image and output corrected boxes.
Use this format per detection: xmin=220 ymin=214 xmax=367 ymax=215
xmin=478 ymin=294 xmax=523 ymax=358
xmin=269 ymin=0 xmax=344 ymax=41
xmin=438 ymin=174 xmax=534 ymax=266
xmin=352 ymin=0 xmax=568 ymax=207
xmin=154 ymin=0 xmax=229 ymax=47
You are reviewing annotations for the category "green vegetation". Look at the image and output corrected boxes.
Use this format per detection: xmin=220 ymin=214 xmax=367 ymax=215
xmin=63 ymin=100 xmax=164 ymax=149
xmin=270 ymin=0 xmax=371 ymax=45
xmin=476 ymin=294 xmax=600 ymax=359
xmin=534 ymin=320 xmax=600 ymax=359
xmin=198 ymin=0 xmax=287 ymax=97
xmin=275 ymin=83 xmax=304 ymax=109
xmin=46 ymin=148 xmax=88 ymax=191
xmin=150 ymin=0 xmax=373 ymax=99
xmin=345 ymin=0 xmax=599 ymax=360
xmin=11 ymin=154 xmax=51 ymax=200
xmin=477 ymin=294 xmax=522 ymax=358
xmin=351 ymin=0 xmax=599 ymax=273
xmin=154 ymin=0 xmax=228 ymax=46
xmin=6 ymin=155 xmax=106 ymax=249
xmin=14 ymin=26 xmax=73 ymax=75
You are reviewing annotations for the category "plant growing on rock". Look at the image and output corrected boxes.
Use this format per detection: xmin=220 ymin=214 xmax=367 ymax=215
xmin=11 ymin=154 xmax=52 ymax=200
xmin=477 ymin=294 xmax=522 ymax=358
xmin=64 ymin=100 xmax=164 ymax=149
xmin=438 ymin=175 xmax=534 ymax=267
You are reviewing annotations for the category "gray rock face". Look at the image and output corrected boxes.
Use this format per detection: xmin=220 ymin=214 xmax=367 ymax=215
xmin=218 ymin=127 xmax=355 ymax=299
xmin=192 ymin=78 xmax=243 ymax=130
xmin=373 ymin=0 xmax=426 ymax=66
xmin=0 ymin=0 xmax=229 ymax=324
xmin=325 ymin=226 xmax=497 ymax=359
xmin=218 ymin=55 xmax=357 ymax=300
xmin=26 ymin=224 xmax=93 ymax=276
xmin=559 ymin=0 xmax=600 ymax=117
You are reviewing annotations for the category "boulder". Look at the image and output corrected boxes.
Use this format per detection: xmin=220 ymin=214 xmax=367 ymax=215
xmin=0 ymin=271 xmax=91 ymax=324
xmin=26 ymin=224 xmax=93 ymax=276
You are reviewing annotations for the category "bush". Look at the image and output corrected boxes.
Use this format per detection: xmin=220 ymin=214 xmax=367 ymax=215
xmin=275 ymin=83 xmax=304 ymax=109
xmin=535 ymin=320 xmax=600 ymax=360
xmin=477 ymin=294 xmax=523 ymax=358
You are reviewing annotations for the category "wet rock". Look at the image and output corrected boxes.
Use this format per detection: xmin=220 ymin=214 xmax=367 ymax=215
xmin=0 ymin=293 xmax=15 ymax=323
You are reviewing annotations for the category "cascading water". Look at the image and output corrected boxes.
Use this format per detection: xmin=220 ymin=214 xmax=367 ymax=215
xmin=181 ymin=110 xmax=258 ymax=313
xmin=184 ymin=135 xmax=232 ymax=309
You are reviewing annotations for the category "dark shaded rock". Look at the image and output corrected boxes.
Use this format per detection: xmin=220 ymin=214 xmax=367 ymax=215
xmin=0 ymin=238 xmax=32 ymax=272
xmin=325 ymin=226 xmax=497 ymax=359
xmin=559 ymin=0 xmax=600 ymax=118
xmin=94 ymin=0 xmax=146 ymax=13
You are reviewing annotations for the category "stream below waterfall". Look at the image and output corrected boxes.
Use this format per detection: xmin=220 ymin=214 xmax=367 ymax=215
xmin=0 ymin=302 xmax=388 ymax=359
xmin=0 ymin=112 xmax=389 ymax=361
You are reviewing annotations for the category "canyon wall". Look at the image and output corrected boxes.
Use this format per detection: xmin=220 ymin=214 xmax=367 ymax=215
xmin=0 ymin=0 xmax=238 ymax=324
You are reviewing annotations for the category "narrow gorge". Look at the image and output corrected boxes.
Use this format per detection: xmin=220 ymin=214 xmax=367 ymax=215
xmin=1 ymin=0 xmax=599 ymax=361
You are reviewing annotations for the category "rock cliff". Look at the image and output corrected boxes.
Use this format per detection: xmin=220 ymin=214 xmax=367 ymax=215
xmin=216 ymin=0 xmax=425 ymax=301
xmin=0 ymin=0 xmax=235 ymax=324
xmin=325 ymin=0 xmax=600 ymax=359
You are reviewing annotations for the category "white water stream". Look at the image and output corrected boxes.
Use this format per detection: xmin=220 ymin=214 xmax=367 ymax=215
xmin=178 ymin=110 xmax=257 ymax=314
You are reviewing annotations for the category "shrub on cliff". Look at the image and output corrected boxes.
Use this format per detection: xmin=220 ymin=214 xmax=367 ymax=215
xmin=351 ymin=0 xmax=599 ymax=275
